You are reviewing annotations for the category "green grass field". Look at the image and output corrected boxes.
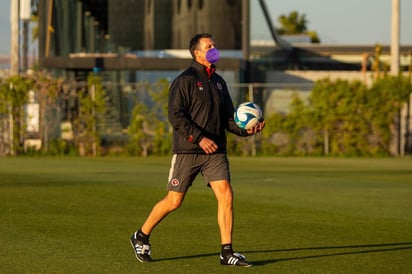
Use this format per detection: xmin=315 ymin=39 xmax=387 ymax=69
xmin=0 ymin=156 xmax=411 ymax=274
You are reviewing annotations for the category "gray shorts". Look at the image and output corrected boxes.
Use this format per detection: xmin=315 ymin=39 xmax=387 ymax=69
xmin=167 ymin=153 xmax=230 ymax=192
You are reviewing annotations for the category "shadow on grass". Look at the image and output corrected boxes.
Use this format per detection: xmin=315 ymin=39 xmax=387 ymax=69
xmin=250 ymin=242 xmax=412 ymax=266
xmin=153 ymin=242 xmax=412 ymax=266
xmin=153 ymin=252 xmax=219 ymax=262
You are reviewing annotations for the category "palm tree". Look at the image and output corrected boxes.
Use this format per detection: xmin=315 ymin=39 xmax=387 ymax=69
xmin=31 ymin=0 xmax=39 ymax=42
xmin=277 ymin=11 xmax=308 ymax=34
xmin=277 ymin=11 xmax=320 ymax=43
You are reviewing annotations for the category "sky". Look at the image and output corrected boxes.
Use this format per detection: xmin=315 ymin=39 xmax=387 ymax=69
xmin=251 ymin=0 xmax=412 ymax=45
xmin=0 ymin=0 xmax=411 ymax=55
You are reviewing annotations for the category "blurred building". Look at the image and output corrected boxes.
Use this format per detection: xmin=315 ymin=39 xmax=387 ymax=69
xmin=38 ymin=0 xmax=243 ymax=72
xmin=37 ymin=0 xmax=412 ymax=78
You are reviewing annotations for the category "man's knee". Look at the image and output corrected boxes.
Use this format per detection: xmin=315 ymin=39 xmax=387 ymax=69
xmin=211 ymin=180 xmax=233 ymax=201
xmin=165 ymin=191 xmax=185 ymax=210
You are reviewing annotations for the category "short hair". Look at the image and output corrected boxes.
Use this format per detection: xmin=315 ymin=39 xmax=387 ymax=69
xmin=189 ymin=33 xmax=214 ymax=59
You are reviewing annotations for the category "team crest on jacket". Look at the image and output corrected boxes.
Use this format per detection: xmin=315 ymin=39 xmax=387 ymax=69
xmin=216 ymin=82 xmax=222 ymax=90
xmin=170 ymin=178 xmax=180 ymax=187
xmin=197 ymin=81 xmax=204 ymax=91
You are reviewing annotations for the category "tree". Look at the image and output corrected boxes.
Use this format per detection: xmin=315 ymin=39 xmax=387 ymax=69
xmin=277 ymin=11 xmax=320 ymax=43
xmin=31 ymin=71 xmax=63 ymax=153
xmin=127 ymin=103 xmax=153 ymax=156
xmin=0 ymin=72 xmax=62 ymax=156
xmin=30 ymin=0 xmax=40 ymax=42
xmin=0 ymin=76 xmax=32 ymax=155
xmin=73 ymin=74 xmax=106 ymax=156
xmin=277 ymin=11 xmax=308 ymax=34
xmin=127 ymin=79 xmax=171 ymax=156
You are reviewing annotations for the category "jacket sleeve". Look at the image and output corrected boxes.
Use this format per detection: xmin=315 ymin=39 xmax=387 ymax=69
xmin=168 ymin=76 xmax=204 ymax=144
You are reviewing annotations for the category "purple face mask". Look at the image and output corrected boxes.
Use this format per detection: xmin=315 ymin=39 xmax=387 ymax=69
xmin=206 ymin=48 xmax=220 ymax=64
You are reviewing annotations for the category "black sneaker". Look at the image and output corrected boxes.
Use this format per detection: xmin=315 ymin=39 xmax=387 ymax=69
xmin=220 ymin=252 xmax=252 ymax=267
xmin=130 ymin=232 xmax=152 ymax=262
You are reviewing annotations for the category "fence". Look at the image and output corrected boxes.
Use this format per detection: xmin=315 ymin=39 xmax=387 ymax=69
xmin=1 ymin=80 xmax=411 ymax=156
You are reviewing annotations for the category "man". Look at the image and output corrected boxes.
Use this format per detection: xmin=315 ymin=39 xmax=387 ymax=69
xmin=130 ymin=33 xmax=265 ymax=267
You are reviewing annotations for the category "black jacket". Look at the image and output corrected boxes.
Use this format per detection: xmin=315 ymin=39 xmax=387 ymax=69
xmin=168 ymin=61 xmax=249 ymax=154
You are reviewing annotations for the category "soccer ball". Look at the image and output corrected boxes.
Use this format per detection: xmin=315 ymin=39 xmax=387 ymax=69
xmin=234 ymin=102 xmax=262 ymax=130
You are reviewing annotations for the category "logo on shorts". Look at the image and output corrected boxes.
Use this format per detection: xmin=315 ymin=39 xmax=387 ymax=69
xmin=170 ymin=178 xmax=180 ymax=187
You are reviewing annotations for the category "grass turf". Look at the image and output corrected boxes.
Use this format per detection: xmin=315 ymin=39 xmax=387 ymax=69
xmin=0 ymin=156 xmax=411 ymax=273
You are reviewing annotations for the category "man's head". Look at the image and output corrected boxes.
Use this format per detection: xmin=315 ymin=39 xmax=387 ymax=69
xmin=189 ymin=33 xmax=219 ymax=67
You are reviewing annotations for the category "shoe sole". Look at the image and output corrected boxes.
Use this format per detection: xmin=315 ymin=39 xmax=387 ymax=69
xmin=221 ymin=263 xmax=253 ymax=267
xmin=220 ymin=260 xmax=253 ymax=267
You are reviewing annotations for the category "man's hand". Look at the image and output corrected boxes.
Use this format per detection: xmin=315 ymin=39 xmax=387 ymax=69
xmin=199 ymin=137 xmax=218 ymax=154
xmin=247 ymin=120 xmax=265 ymax=135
